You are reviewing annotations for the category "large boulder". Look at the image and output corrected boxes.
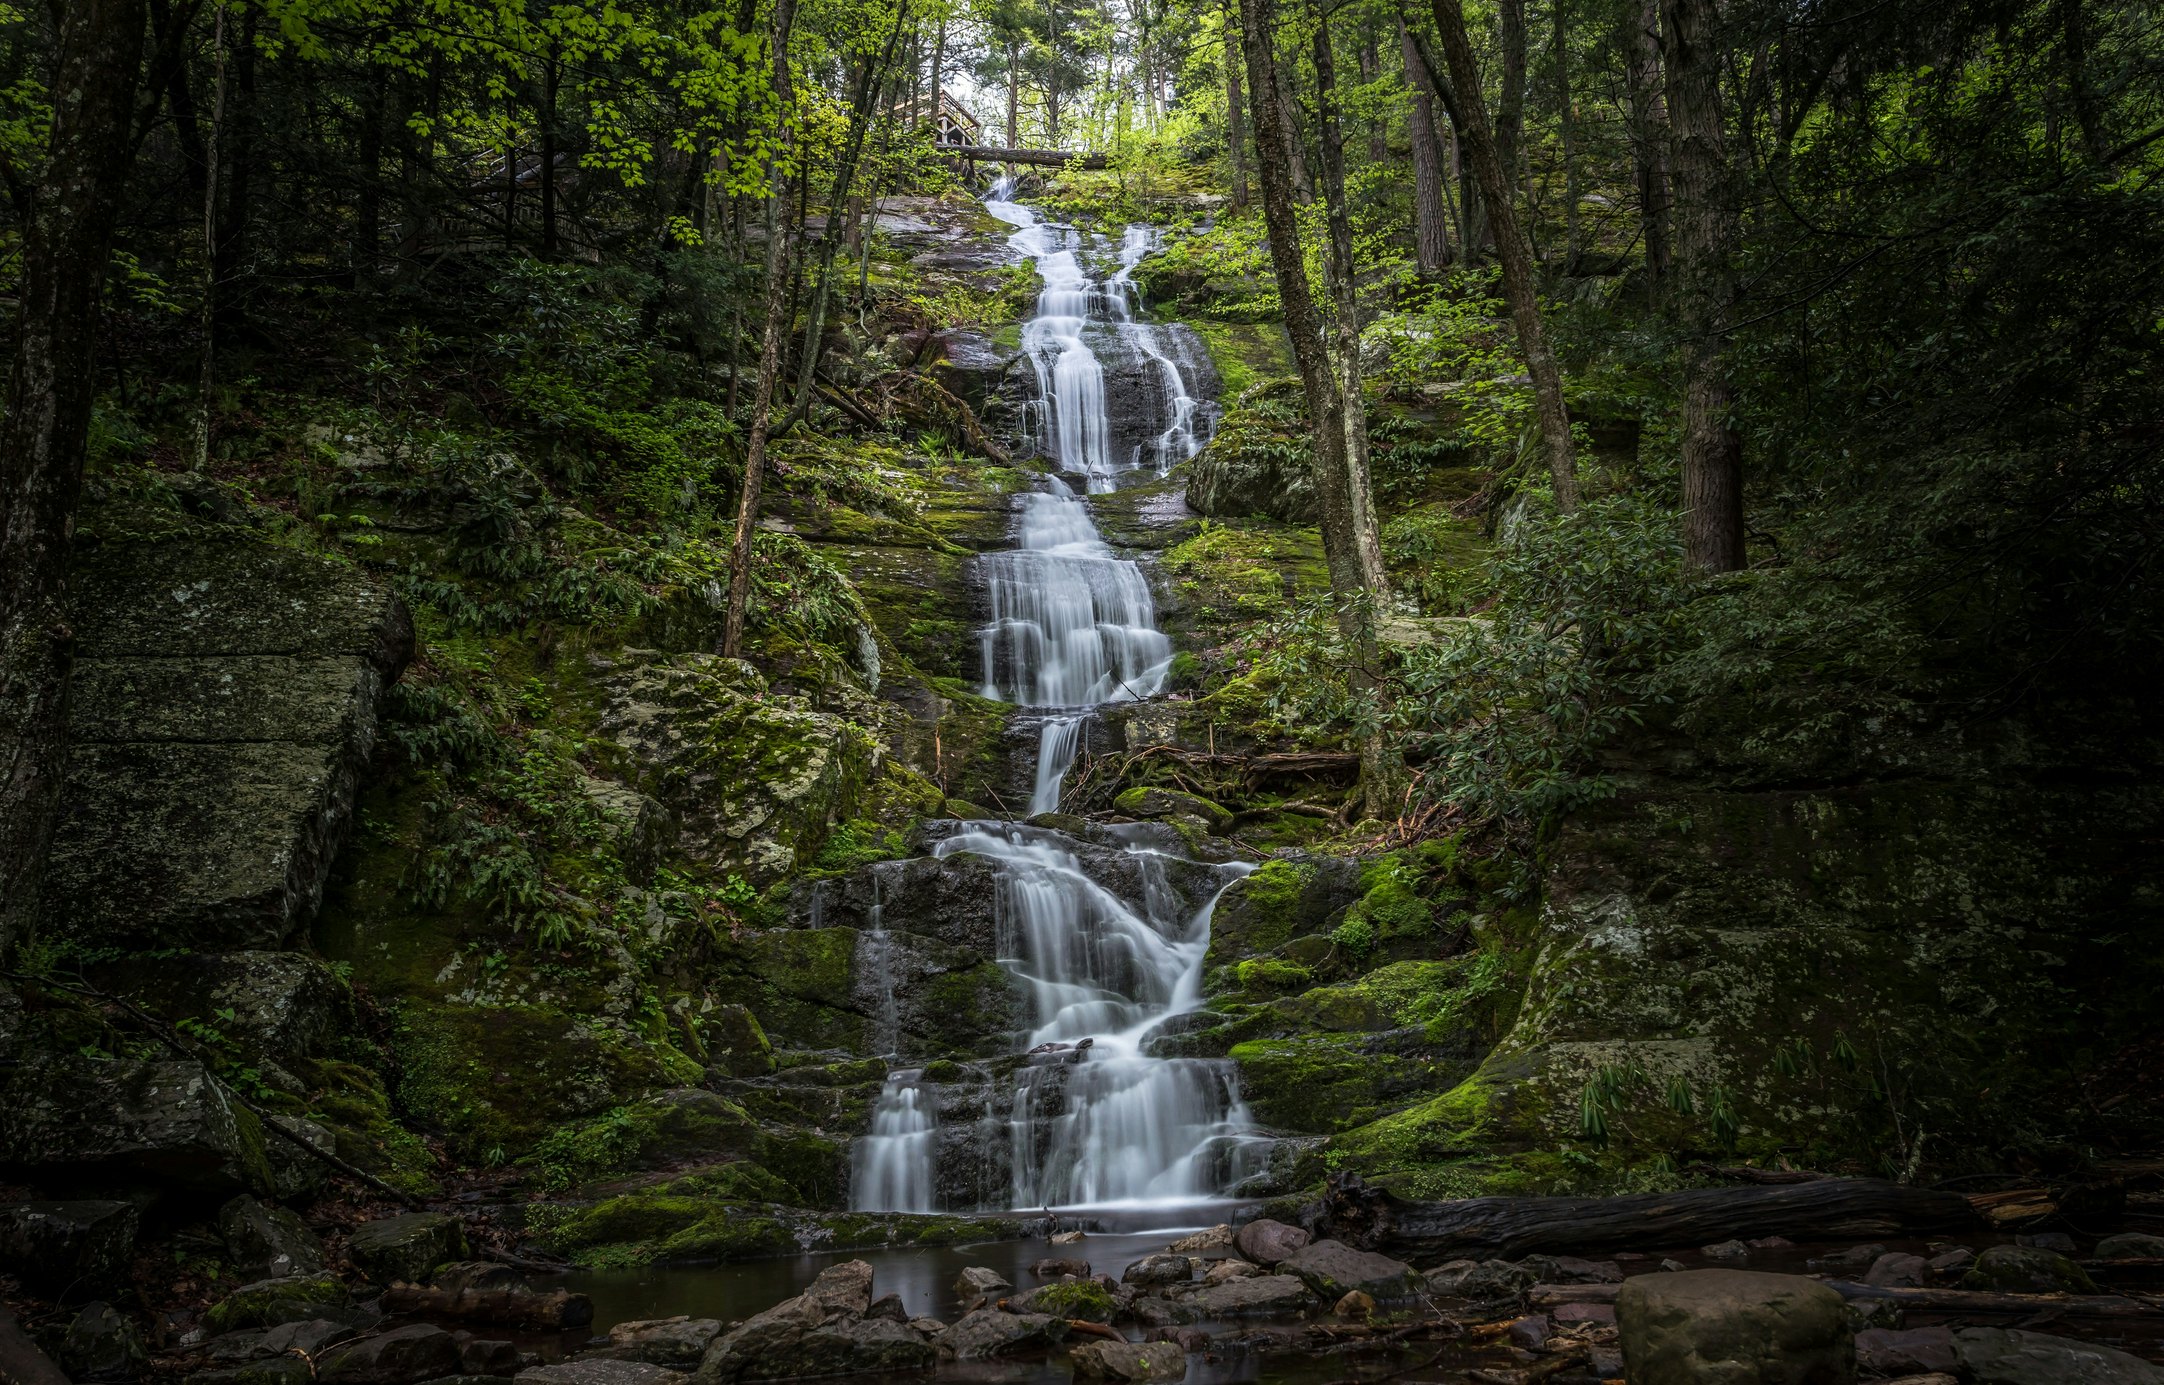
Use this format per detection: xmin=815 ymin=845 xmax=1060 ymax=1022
xmin=0 ymin=1059 xmax=273 ymax=1194
xmin=606 ymin=1317 xmax=724 ymax=1367
xmin=1232 ymin=1219 xmax=1311 ymax=1266
xmin=1616 ymin=1269 xmax=1855 ymax=1385
xmin=1278 ymin=1241 xmax=1415 ymax=1301
xmin=105 ymin=952 xmax=353 ymax=1058
xmin=1952 ymin=1327 xmax=2164 ymax=1384
xmin=313 ymin=1325 xmax=462 ymax=1385
xmin=219 ymin=1196 xmax=327 ymax=1280
xmin=49 ymin=535 xmax=413 ymax=952
xmin=0 ymin=1201 xmax=139 ymax=1297
xmin=1185 ymin=381 xmax=1315 ymax=524
xmin=1122 ymin=1255 xmax=1194 ymax=1289
xmin=1180 ymin=1275 xmax=1315 ymax=1318
xmin=347 ymin=1213 xmax=467 ymax=1285
xmin=204 ymin=1275 xmax=353 ymax=1333
xmin=697 ymin=1261 xmax=939 ymax=1380
xmin=932 ymin=1310 xmax=1070 ymax=1360
xmin=2097 ymin=1233 xmax=2164 ymax=1258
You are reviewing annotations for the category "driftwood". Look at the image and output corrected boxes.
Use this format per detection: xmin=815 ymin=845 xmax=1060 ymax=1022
xmin=946 ymin=144 xmax=1110 ymax=169
xmin=1307 ymin=1172 xmax=1980 ymax=1261
xmin=1065 ymin=1320 xmax=1126 ymax=1343
xmin=378 ymin=1285 xmax=594 ymax=1330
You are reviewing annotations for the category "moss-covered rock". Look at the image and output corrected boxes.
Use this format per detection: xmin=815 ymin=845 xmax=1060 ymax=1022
xmin=1205 ymin=857 xmax=1364 ymax=976
xmin=203 ymin=1273 xmax=351 ymax=1333
xmin=1231 ymin=1030 xmax=1481 ymax=1134
xmin=528 ymin=1180 xmax=1019 ymax=1267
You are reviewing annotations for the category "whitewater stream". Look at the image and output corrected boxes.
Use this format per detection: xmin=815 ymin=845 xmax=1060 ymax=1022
xmin=848 ymin=181 xmax=1262 ymax=1216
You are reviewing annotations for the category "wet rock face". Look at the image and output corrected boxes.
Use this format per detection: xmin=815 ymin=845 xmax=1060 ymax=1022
xmin=219 ymin=1196 xmax=327 ymax=1280
xmin=48 ymin=536 xmax=413 ymax=952
xmin=698 ymin=1260 xmax=941 ymax=1380
xmin=0 ymin=1201 xmax=139 ymax=1299
xmin=1616 ymin=1269 xmax=1854 ymax=1385
xmin=596 ymin=653 xmax=878 ymax=884
xmin=347 ymin=1213 xmax=467 ymax=1286
xmin=1277 ymin=1241 xmax=1416 ymax=1302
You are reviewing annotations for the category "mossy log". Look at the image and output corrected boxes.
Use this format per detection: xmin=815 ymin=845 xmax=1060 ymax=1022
xmin=1528 ymin=1281 xmax=2164 ymax=1318
xmin=1307 ymin=1172 xmax=1980 ymax=1260
xmin=946 ymin=145 xmax=1109 ymax=169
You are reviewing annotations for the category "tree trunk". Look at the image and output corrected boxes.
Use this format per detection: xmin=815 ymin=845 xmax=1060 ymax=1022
xmin=1428 ymin=0 xmax=1579 ymax=511
xmin=1006 ymin=40 xmax=1020 ymax=155
xmin=1398 ymin=13 xmax=1452 ymax=272
xmin=1223 ymin=0 xmax=1248 ymax=207
xmin=0 ymin=0 xmax=150 ymax=968
xmin=1309 ymin=11 xmax=1388 ymax=598
xmin=354 ymin=68 xmax=382 ymax=284
xmin=1405 ymin=26 xmax=1485 ymax=256
xmin=192 ymin=0 xmax=227 ymax=473
xmin=1307 ymin=1173 xmax=1981 ymax=1261
xmin=721 ymin=0 xmax=800 ymax=659
xmin=928 ymin=10 xmax=947 ymax=123
xmin=1497 ymin=0 xmax=1527 ymax=194
xmin=1357 ymin=20 xmax=1386 ymax=165
xmin=1624 ymin=0 xmax=1671 ymax=286
xmin=1553 ymin=0 xmax=1582 ymax=267
xmin=1662 ymin=0 xmax=1745 ymax=570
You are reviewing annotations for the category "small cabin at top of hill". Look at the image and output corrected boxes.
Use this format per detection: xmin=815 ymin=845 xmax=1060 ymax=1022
xmin=891 ymin=88 xmax=983 ymax=146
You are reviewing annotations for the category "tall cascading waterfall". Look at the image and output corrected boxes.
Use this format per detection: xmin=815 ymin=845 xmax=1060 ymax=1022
xmin=848 ymin=179 xmax=1260 ymax=1213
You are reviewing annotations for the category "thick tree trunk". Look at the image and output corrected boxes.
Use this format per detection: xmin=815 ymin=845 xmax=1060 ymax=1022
xmin=1662 ymin=0 xmax=1745 ymax=570
xmin=1427 ymin=0 xmax=1580 ymax=510
xmin=1308 ymin=1174 xmax=1981 ymax=1261
xmin=1625 ymin=0 xmax=1672 ymax=286
xmin=192 ymin=0 xmax=227 ymax=473
xmin=1398 ymin=13 xmax=1452 ymax=272
xmin=1497 ymin=0 xmax=1527 ymax=197
xmin=1224 ymin=0 xmax=1249 ymax=208
xmin=0 ymin=0 xmax=150 ymax=968
xmin=721 ymin=0 xmax=800 ymax=659
xmin=1404 ymin=26 xmax=1485 ymax=256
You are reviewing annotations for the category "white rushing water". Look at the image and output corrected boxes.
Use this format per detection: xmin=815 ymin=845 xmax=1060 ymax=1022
xmin=851 ymin=179 xmax=1257 ymax=1214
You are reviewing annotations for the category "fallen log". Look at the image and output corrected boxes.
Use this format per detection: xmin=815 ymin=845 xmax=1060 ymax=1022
xmin=945 ymin=144 xmax=1109 ymax=169
xmin=378 ymin=1284 xmax=594 ymax=1330
xmin=1529 ymin=1279 xmax=2164 ymax=1320
xmin=1306 ymin=1172 xmax=1981 ymax=1262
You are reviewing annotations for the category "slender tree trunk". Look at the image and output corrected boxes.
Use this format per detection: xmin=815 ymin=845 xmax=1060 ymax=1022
xmin=1223 ymin=1 xmax=1249 ymax=207
xmin=928 ymin=10 xmax=947 ymax=122
xmin=1625 ymin=0 xmax=1671 ymax=286
xmin=1239 ymin=0 xmax=1397 ymax=818
xmin=1398 ymin=13 xmax=1452 ymax=272
xmin=355 ymin=69 xmax=382 ymax=284
xmin=1357 ymin=20 xmax=1387 ymax=165
xmin=0 ymin=0 xmax=150 ymax=968
xmin=1006 ymin=40 xmax=1020 ymax=161
xmin=1497 ymin=0 xmax=1527 ymax=193
xmin=540 ymin=39 xmax=560 ymax=256
xmin=1553 ymin=0 xmax=1582 ymax=267
xmin=1428 ymin=0 xmax=1580 ymax=511
xmin=1662 ymin=0 xmax=1744 ymax=569
xmin=212 ymin=4 xmax=256 ymax=330
xmin=1310 ymin=10 xmax=1388 ymax=597
xmin=192 ymin=0 xmax=227 ymax=473
xmin=721 ymin=0 xmax=801 ymax=658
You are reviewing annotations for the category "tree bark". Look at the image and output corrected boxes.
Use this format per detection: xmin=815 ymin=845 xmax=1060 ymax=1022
xmin=721 ymin=0 xmax=800 ymax=659
xmin=1553 ymin=0 xmax=1582 ymax=267
xmin=191 ymin=0 xmax=227 ymax=473
xmin=1224 ymin=0 xmax=1249 ymax=208
xmin=1624 ymin=0 xmax=1671 ymax=286
xmin=1496 ymin=0 xmax=1527 ymax=197
xmin=1398 ymin=13 xmax=1452 ymax=272
xmin=0 ymin=0 xmax=150 ymax=968
xmin=1662 ymin=0 xmax=1745 ymax=570
xmin=1426 ymin=0 xmax=1580 ymax=511
xmin=1309 ymin=10 xmax=1388 ymax=598
xmin=1308 ymin=1173 xmax=1981 ymax=1261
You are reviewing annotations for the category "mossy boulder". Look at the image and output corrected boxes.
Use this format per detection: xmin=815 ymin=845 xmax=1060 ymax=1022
xmin=1114 ymin=786 xmax=1233 ymax=832
xmin=1961 ymin=1245 xmax=2098 ymax=1295
xmin=1231 ymin=1031 xmax=1481 ymax=1134
xmin=1015 ymin=1279 xmax=1119 ymax=1322
xmin=596 ymin=653 xmax=879 ymax=884
xmin=347 ymin=1212 xmax=467 ymax=1285
xmin=1205 ymin=856 xmax=1364 ymax=976
xmin=0 ymin=1057 xmax=275 ymax=1196
xmin=712 ymin=926 xmax=1019 ymax=1058
xmin=1186 ymin=381 xmax=1315 ymax=523
xmin=203 ymin=1274 xmax=352 ymax=1333
xmin=704 ymin=1005 xmax=776 ymax=1079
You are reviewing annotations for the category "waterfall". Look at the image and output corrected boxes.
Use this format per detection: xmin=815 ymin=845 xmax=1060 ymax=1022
xmin=850 ymin=178 xmax=1260 ymax=1213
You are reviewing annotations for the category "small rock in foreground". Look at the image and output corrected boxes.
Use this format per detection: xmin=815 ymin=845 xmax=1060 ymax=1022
xmin=1617 ymin=1268 xmax=1854 ymax=1385
xmin=1069 ymin=1340 xmax=1187 ymax=1381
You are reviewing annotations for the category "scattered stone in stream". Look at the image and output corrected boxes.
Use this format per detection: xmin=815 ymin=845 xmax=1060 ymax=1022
xmin=2017 ymin=1232 xmax=2079 ymax=1256
xmin=1961 ymin=1244 xmax=2099 ymax=1294
xmin=1232 ymin=1219 xmax=1311 ymax=1266
xmin=1203 ymin=1260 xmax=1260 ymax=1284
xmin=1616 ymin=1269 xmax=1854 ymax=1385
xmin=932 ymin=1309 xmax=1070 ymax=1359
xmin=605 ymin=1317 xmax=723 ymax=1366
xmin=1031 ymin=1257 xmax=1091 ymax=1280
xmin=1857 ymin=1327 xmax=1959 ymax=1377
xmin=1333 ymin=1291 xmax=1374 ymax=1320
xmin=1009 ymin=1279 xmax=1120 ymax=1322
xmin=0 ymin=1200 xmax=139 ymax=1297
xmin=1050 ymin=1230 xmax=1088 ymax=1245
xmin=1122 ymin=1253 xmax=1194 ymax=1288
xmin=458 ymin=1338 xmax=524 ymax=1376
xmin=1279 ymin=1241 xmax=1416 ymax=1301
xmin=1176 ymin=1274 xmax=1316 ymax=1318
xmin=433 ymin=1262 xmax=528 ymax=1295
xmin=346 ymin=1212 xmax=467 ymax=1286
xmin=866 ymin=1295 xmax=908 ymax=1323
xmin=1865 ymin=1252 xmax=1929 ymax=1288
xmin=954 ymin=1266 xmax=1014 ymax=1304
xmin=1806 ymin=1244 xmax=1887 ymax=1274
xmin=1425 ymin=1260 xmax=1534 ymax=1300
xmin=1700 ymin=1239 xmax=1750 ymax=1264
xmin=1507 ymin=1316 xmax=1551 ymax=1351
xmin=522 ymin=1362 xmax=685 ymax=1385
xmin=60 ymin=1301 xmax=149 ymax=1382
xmin=1524 ymin=1255 xmax=1623 ymax=1284
xmin=313 ymin=1324 xmax=463 ymax=1385
xmin=1926 ymin=1248 xmax=1975 ymax=1279
xmin=1952 ymin=1327 xmax=2164 ymax=1384
xmin=1166 ymin=1225 xmax=1235 ymax=1254
xmin=218 ymin=1196 xmax=327 ymax=1280
xmin=2098 ymin=1232 xmax=2164 ymax=1258
xmin=1069 ymin=1339 xmax=1188 ymax=1381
